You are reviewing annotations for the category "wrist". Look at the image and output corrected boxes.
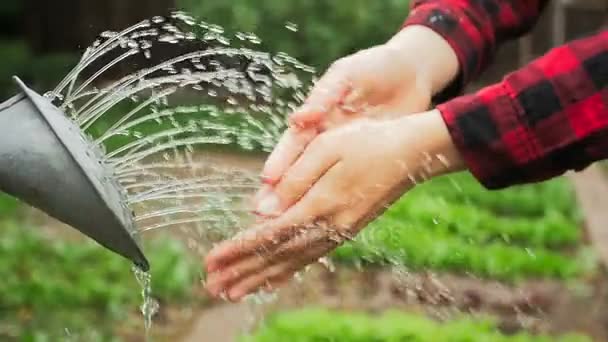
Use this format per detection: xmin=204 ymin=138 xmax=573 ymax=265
xmin=386 ymin=26 xmax=459 ymax=97
xmin=397 ymin=108 xmax=465 ymax=178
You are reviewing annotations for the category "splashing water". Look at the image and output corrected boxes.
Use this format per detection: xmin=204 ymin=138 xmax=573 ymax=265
xmin=45 ymin=11 xmax=316 ymax=333
xmin=133 ymin=266 xmax=160 ymax=335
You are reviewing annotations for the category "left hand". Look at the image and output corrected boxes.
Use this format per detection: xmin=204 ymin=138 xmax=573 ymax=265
xmin=258 ymin=26 xmax=459 ymax=188
xmin=205 ymin=109 xmax=464 ymax=301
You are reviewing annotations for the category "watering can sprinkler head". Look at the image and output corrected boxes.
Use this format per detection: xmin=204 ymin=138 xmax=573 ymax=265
xmin=0 ymin=77 xmax=149 ymax=271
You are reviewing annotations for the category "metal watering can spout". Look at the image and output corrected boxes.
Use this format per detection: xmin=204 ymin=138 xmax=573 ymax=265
xmin=0 ymin=77 xmax=149 ymax=271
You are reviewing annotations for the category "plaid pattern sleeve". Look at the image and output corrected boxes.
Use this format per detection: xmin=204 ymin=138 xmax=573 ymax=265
xmin=403 ymin=0 xmax=549 ymax=100
xmin=438 ymin=30 xmax=608 ymax=189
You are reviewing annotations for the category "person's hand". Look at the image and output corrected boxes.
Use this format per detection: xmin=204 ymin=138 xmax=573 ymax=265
xmin=205 ymin=109 xmax=464 ymax=301
xmin=258 ymin=25 xmax=459 ymax=204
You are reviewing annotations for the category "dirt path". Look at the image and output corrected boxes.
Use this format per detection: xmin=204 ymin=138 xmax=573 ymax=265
xmin=569 ymin=165 xmax=608 ymax=269
xmin=181 ymin=303 xmax=253 ymax=342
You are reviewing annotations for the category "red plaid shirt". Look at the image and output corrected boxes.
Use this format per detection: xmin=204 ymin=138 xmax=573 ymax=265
xmin=404 ymin=0 xmax=608 ymax=189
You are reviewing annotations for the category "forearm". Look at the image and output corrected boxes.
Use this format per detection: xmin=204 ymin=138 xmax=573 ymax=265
xmin=396 ymin=108 xmax=466 ymax=179
xmin=437 ymin=30 xmax=608 ymax=189
xmin=386 ymin=26 xmax=459 ymax=98
xmin=403 ymin=0 xmax=549 ymax=100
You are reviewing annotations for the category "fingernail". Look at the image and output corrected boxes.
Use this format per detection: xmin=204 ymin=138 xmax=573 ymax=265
xmin=261 ymin=175 xmax=278 ymax=186
xmin=229 ymin=289 xmax=244 ymax=302
xmin=206 ymin=281 xmax=220 ymax=297
xmin=252 ymin=185 xmax=273 ymax=210
xmin=256 ymin=193 xmax=280 ymax=217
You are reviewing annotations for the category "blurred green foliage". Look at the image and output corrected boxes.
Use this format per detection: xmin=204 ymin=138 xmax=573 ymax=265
xmin=0 ymin=0 xmax=413 ymax=99
xmin=0 ymin=220 xmax=201 ymax=341
xmin=0 ymin=40 xmax=78 ymax=100
xmin=334 ymin=173 xmax=592 ymax=281
xmin=177 ymin=0 xmax=411 ymax=70
xmin=243 ymin=308 xmax=591 ymax=342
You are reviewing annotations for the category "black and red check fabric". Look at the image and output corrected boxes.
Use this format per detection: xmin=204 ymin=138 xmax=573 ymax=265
xmin=404 ymin=1 xmax=608 ymax=189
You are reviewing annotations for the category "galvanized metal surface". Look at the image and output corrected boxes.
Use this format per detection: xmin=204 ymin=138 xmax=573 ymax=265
xmin=0 ymin=77 xmax=149 ymax=270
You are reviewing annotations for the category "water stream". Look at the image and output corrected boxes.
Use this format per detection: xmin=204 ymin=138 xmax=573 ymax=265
xmin=44 ymin=11 xmax=316 ymax=336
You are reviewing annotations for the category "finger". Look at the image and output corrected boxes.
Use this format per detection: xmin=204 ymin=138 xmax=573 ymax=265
xmin=290 ymin=64 xmax=352 ymax=128
xmin=207 ymin=220 xmax=339 ymax=297
xmin=206 ymin=166 xmax=343 ymax=274
xmin=206 ymin=252 xmax=270 ymax=297
xmin=260 ymin=127 xmax=317 ymax=186
xmin=251 ymin=184 xmax=272 ymax=215
xmin=205 ymin=225 xmax=277 ymax=273
xmin=227 ymin=260 xmax=299 ymax=301
xmin=261 ymin=274 xmax=292 ymax=293
xmin=206 ymin=226 xmax=330 ymax=293
xmin=317 ymin=87 xmax=374 ymax=132
xmin=253 ymin=184 xmax=272 ymax=203
xmin=257 ymin=136 xmax=340 ymax=217
xmin=227 ymin=240 xmax=333 ymax=301
xmin=338 ymin=87 xmax=372 ymax=114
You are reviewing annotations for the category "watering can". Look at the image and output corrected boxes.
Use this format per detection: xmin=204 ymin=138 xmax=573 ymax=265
xmin=0 ymin=77 xmax=149 ymax=271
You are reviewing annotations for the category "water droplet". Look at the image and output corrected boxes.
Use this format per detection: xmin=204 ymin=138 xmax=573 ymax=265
xmin=159 ymin=34 xmax=179 ymax=44
xmin=101 ymin=30 xmax=118 ymax=38
xmin=208 ymin=24 xmax=224 ymax=34
xmin=285 ymin=22 xmax=298 ymax=32
xmin=525 ymin=248 xmax=536 ymax=258
xmin=152 ymin=16 xmax=165 ymax=24
xmin=244 ymin=32 xmax=261 ymax=44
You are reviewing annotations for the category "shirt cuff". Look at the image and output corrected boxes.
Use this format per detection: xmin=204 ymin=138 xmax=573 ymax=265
xmin=403 ymin=4 xmax=486 ymax=103
xmin=437 ymin=83 xmax=532 ymax=190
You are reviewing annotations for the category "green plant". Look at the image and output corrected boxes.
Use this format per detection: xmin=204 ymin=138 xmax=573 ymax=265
xmin=0 ymin=194 xmax=20 ymax=217
xmin=384 ymin=194 xmax=579 ymax=248
xmin=0 ymin=221 xmax=200 ymax=340
xmin=411 ymin=173 xmax=580 ymax=218
xmin=334 ymin=222 xmax=582 ymax=280
xmin=334 ymin=174 xmax=586 ymax=281
xmin=243 ymin=308 xmax=590 ymax=342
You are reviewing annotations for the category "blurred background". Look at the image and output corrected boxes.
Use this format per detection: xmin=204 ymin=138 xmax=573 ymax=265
xmin=0 ymin=0 xmax=607 ymax=341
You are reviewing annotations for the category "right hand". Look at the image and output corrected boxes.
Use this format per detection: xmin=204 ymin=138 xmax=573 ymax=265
xmin=209 ymin=109 xmax=465 ymax=300
xmin=256 ymin=25 xmax=459 ymax=212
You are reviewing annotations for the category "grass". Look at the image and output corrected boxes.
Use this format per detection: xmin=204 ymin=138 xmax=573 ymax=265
xmin=243 ymin=308 xmax=590 ymax=342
